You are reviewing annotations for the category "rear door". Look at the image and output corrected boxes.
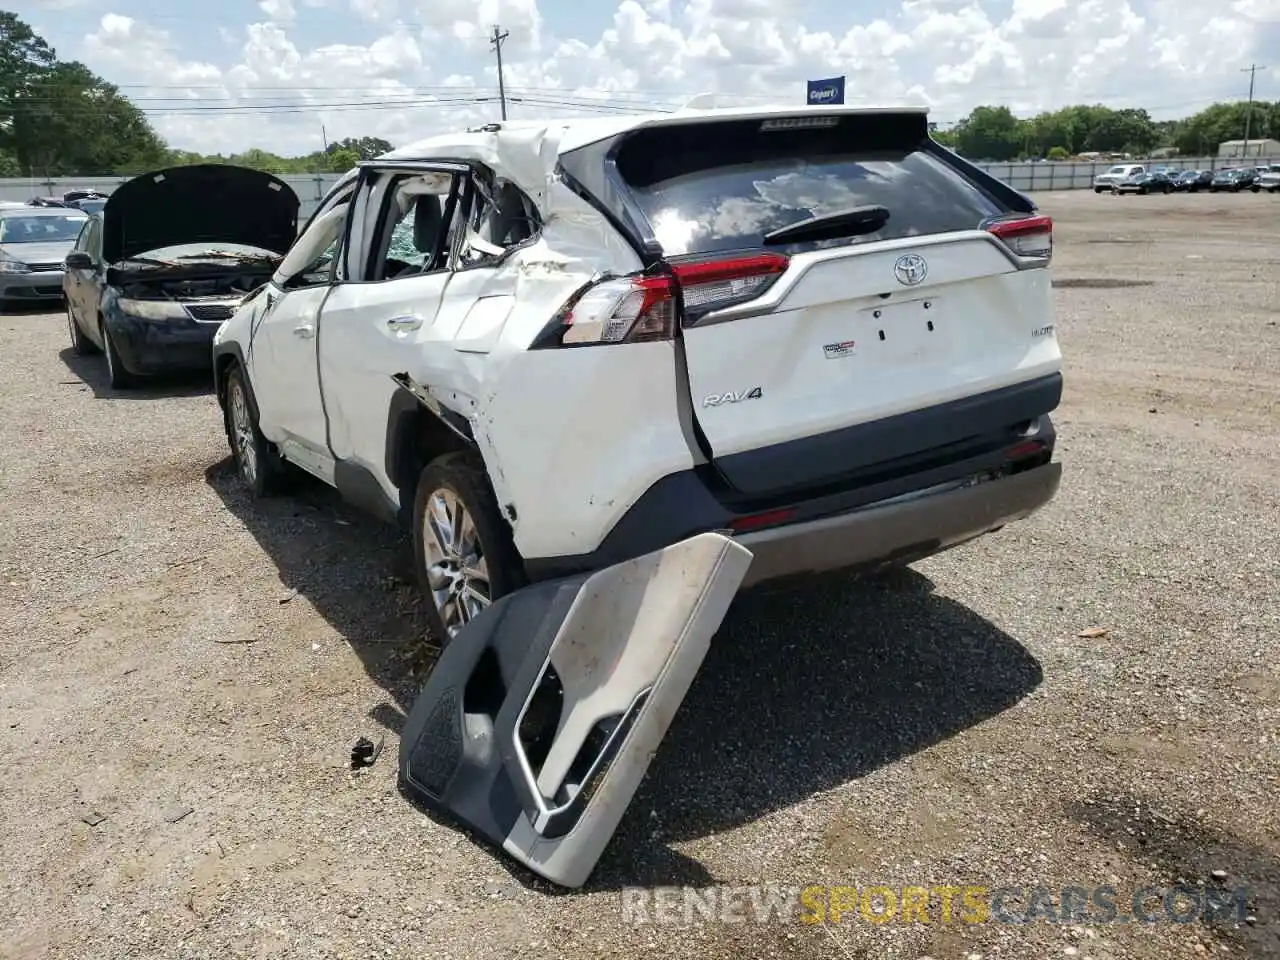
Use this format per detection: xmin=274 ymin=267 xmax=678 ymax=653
xmin=599 ymin=111 xmax=1061 ymax=497
xmin=399 ymin=531 xmax=754 ymax=889
xmin=317 ymin=163 xmax=472 ymax=505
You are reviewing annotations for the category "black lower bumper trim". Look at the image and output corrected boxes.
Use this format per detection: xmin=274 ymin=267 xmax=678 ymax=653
xmin=712 ymin=373 xmax=1063 ymax=498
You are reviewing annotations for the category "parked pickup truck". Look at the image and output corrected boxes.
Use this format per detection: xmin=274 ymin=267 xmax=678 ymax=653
xmin=1251 ymin=168 xmax=1280 ymax=193
xmin=1093 ymin=163 xmax=1145 ymax=193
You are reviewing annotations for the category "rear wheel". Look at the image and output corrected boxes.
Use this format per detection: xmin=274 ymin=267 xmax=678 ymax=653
xmin=100 ymin=320 xmax=138 ymax=389
xmin=412 ymin=452 xmax=525 ymax=647
xmin=1094 ymin=186 xmax=1105 ymax=194
xmin=67 ymin=304 xmax=97 ymax=355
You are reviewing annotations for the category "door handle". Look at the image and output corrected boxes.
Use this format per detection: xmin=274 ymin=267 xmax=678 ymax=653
xmin=385 ymin=314 xmax=424 ymax=333
xmin=293 ymin=322 xmax=316 ymax=339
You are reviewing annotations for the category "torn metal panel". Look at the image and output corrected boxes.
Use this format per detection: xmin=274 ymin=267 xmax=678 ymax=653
xmin=390 ymin=372 xmax=475 ymax=445
xmin=398 ymin=532 xmax=753 ymax=889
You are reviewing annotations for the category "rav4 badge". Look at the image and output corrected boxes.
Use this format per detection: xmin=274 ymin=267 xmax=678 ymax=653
xmin=703 ymin=387 xmax=763 ymax=407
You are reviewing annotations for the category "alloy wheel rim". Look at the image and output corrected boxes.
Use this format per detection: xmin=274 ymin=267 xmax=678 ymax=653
xmin=229 ymin=383 xmax=258 ymax=483
xmin=421 ymin=488 xmax=491 ymax=639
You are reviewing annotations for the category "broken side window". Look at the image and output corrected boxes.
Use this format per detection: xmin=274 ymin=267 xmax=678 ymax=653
xmin=374 ymin=171 xmax=467 ymax=281
xmin=458 ymin=177 xmax=540 ymax=268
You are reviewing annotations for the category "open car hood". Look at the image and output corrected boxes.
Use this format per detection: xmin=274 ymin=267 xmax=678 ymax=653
xmin=102 ymin=164 xmax=300 ymax=264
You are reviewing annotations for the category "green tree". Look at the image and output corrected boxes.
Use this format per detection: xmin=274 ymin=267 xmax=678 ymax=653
xmin=952 ymin=106 xmax=1026 ymax=161
xmin=0 ymin=11 xmax=57 ymax=161
xmin=1047 ymin=145 xmax=1069 ymax=160
xmin=1083 ymin=107 xmax=1158 ymax=154
xmin=323 ymin=146 xmax=359 ymax=172
xmin=328 ymin=135 xmax=391 ymax=160
xmin=1 ymin=15 xmax=167 ymax=175
xmin=10 ymin=60 xmax=166 ymax=174
xmin=1171 ymin=101 xmax=1278 ymax=156
xmin=929 ymin=124 xmax=958 ymax=149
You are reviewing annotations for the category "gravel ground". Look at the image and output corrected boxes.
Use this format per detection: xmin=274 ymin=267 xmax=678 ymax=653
xmin=1 ymin=190 xmax=1277 ymax=960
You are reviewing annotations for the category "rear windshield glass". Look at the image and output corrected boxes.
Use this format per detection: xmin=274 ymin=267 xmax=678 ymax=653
xmin=610 ymin=115 xmax=1011 ymax=257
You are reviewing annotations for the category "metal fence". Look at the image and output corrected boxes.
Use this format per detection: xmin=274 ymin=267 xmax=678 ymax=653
xmin=2 ymin=155 xmax=1274 ymax=221
xmin=977 ymin=156 xmax=1278 ymax=192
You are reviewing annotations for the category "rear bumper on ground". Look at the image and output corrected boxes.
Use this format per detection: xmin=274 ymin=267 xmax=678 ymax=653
xmin=104 ymin=312 xmax=219 ymax=376
xmin=735 ymin=461 xmax=1061 ymax=588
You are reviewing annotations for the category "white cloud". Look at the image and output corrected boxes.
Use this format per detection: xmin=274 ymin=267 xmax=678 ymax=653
xmin=74 ymin=0 xmax=1278 ymax=156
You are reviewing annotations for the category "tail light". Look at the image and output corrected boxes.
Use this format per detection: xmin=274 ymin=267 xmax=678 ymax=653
xmin=534 ymin=252 xmax=790 ymax=348
xmin=985 ymin=214 xmax=1053 ymax=263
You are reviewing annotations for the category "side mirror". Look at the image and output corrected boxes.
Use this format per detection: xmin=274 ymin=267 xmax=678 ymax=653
xmin=64 ymin=252 xmax=94 ymax=271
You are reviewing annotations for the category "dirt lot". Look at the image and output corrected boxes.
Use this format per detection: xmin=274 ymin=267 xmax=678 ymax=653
xmin=1 ymin=190 xmax=1278 ymax=960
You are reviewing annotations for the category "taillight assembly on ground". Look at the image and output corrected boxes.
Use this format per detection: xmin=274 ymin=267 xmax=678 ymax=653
xmin=537 ymin=252 xmax=790 ymax=348
xmin=984 ymin=214 xmax=1053 ymax=262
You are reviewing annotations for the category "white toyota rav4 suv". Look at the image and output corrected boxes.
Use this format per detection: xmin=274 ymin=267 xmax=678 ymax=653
xmin=213 ymin=103 xmax=1063 ymax=643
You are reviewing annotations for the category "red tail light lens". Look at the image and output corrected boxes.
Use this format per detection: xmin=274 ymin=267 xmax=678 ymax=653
xmin=727 ymin=506 xmax=797 ymax=532
xmin=1004 ymin=439 xmax=1047 ymax=460
xmin=986 ymin=214 xmax=1053 ymax=262
xmin=539 ymin=253 xmax=790 ymax=347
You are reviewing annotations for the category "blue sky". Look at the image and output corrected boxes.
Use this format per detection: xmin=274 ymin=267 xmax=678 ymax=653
xmin=14 ymin=0 xmax=1278 ymax=154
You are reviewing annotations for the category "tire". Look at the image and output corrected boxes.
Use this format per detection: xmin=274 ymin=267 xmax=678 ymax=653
xmin=100 ymin=320 xmax=139 ymax=389
xmin=223 ymin=364 xmax=287 ymax=498
xmin=412 ymin=452 xmax=526 ymax=647
xmin=1094 ymin=187 xmax=1105 ymax=194
xmin=1251 ymin=185 xmax=1260 ymax=193
xmin=67 ymin=304 xmax=97 ymax=355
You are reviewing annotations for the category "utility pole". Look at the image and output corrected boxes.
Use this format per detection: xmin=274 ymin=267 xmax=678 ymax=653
xmin=1241 ymin=64 xmax=1266 ymax=159
xmin=489 ymin=24 xmax=510 ymax=121
xmin=321 ymin=124 xmax=328 ymax=152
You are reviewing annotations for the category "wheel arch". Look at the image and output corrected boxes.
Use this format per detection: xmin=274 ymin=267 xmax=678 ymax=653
xmin=385 ymin=384 xmax=480 ymax=522
xmin=213 ymin=343 xmax=247 ymax=413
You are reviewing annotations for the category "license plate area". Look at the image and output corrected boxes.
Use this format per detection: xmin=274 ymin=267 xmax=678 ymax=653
xmin=856 ymin=297 xmax=947 ymax=361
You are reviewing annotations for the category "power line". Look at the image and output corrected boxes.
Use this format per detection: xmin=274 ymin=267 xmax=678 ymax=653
xmin=489 ymin=24 xmax=510 ymax=121
xmin=4 ymin=93 xmax=677 ymax=118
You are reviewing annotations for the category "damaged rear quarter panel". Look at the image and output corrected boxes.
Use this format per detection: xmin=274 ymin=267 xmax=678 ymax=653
xmin=460 ymin=184 xmax=695 ymax=561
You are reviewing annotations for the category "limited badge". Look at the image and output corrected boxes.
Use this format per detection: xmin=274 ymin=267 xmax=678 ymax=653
xmin=823 ymin=339 xmax=857 ymax=359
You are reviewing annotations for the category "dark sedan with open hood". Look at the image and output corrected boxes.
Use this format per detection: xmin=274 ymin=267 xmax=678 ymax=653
xmin=62 ymin=164 xmax=300 ymax=388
